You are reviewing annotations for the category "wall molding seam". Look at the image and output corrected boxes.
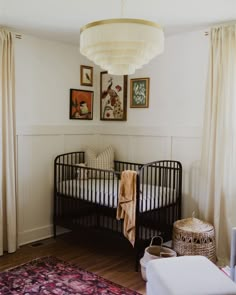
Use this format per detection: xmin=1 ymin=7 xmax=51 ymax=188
xmin=170 ymin=136 xmax=173 ymax=160
xmin=16 ymin=124 xmax=203 ymax=138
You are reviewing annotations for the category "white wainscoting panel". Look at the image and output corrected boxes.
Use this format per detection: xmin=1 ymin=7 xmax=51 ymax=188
xmin=17 ymin=135 xmax=64 ymax=245
xmin=16 ymin=126 xmax=202 ymax=246
xmin=172 ymin=136 xmax=202 ymax=218
xmin=64 ymin=134 xmax=99 ymax=153
xmin=98 ymin=134 xmax=171 ymax=163
xmin=130 ymin=136 xmax=172 ymax=163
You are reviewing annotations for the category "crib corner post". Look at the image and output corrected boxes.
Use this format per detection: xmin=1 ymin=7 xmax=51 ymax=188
xmin=53 ymin=156 xmax=58 ymax=239
xmin=134 ymin=171 xmax=141 ymax=272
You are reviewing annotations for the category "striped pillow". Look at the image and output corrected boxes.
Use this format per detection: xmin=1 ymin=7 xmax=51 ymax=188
xmin=86 ymin=146 xmax=114 ymax=178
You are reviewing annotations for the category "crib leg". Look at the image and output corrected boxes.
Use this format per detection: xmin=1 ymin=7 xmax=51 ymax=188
xmin=135 ymin=253 xmax=140 ymax=272
xmin=135 ymin=244 xmax=140 ymax=272
xmin=53 ymin=223 xmax=57 ymax=239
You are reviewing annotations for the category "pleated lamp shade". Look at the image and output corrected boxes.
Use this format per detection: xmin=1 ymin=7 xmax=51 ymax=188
xmin=80 ymin=18 xmax=164 ymax=75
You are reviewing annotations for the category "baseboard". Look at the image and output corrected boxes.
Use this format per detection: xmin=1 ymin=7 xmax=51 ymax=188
xmin=18 ymin=225 xmax=70 ymax=246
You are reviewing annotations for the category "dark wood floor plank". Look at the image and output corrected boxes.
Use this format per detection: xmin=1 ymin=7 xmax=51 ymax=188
xmin=0 ymin=231 xmax=146 ymax=294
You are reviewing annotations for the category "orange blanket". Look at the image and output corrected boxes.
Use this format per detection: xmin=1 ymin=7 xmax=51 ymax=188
xmin=116 ymin=170 xmax=137 ymax=246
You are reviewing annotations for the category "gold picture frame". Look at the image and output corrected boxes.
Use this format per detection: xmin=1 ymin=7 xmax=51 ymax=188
xmin=100 ymin=71 xmax=127 ymax=121
xmin=80 ymin=65 xmax=93 ymax=86
xmin=130 ymin=78 xmax=150 ymax=108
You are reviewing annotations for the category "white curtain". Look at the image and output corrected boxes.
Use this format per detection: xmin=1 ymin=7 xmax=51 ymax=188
xmin=199 ymin=24 xmax=236 ymax=264
xmin=0 ymin=29 xmax=17 ymax=255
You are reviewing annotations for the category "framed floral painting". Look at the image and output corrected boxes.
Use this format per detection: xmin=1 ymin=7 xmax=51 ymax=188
xmin=70 ymin=89 xmax=93 ymax=120
xmin=100 ymin=71 xmax=127 ymax=121
xmin=130 ymin=78 xmax=150 ymax=108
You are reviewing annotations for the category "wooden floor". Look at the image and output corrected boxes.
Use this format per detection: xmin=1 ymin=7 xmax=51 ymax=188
xmin=0 ymin=230 xmax=146 ymax=294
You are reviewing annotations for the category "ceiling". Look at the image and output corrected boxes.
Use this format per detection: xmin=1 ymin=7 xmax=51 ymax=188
xmin=1 ymin=0 xmax=236 ymax=44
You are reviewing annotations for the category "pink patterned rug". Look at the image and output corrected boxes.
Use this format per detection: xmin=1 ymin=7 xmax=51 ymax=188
xmin=0 ymin=256 xmax=140 ymax=295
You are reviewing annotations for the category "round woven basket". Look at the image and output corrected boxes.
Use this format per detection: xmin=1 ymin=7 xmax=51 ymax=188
xmin=172 ymin=217 xmax=216 ymax=263
xmin=140 ymin=236 xmax=177 ymax=281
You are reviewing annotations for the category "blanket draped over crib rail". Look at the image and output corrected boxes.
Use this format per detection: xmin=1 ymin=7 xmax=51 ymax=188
xmin=116 ymin=170 xmax=137 ymax=246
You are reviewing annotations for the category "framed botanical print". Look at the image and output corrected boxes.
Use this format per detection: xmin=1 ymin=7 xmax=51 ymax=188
xmin=70 ymin=89 xmax=93 ymax=120
xmin=80 ymin=65 xmax=93 ymax=86
xmin=100 ymin=71 xmax=127 ymax=121
xmin=130 ymin=78 xmax=150 ymax=108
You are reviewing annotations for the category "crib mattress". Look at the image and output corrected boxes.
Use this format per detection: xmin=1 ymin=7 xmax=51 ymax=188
xmin=57 ymin=179 xmax=177 ymax=213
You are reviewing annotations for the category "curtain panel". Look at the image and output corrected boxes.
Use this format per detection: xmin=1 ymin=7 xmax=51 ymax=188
xmin=199 ymin=24 xmax=236 ymax=263
xmin=0 ymin=29 xmax=17 ymax=255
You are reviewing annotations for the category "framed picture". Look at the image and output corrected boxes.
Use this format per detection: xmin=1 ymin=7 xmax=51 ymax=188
xmin=100 ymin=71 xmax=127 ymax=121
xmin=130 ymin=78 xmax=150 ymax=108
xmin=80 ymin=65 xmax=93 ymax=86
xmin=70 ymin=89 xmax=93 ymax=120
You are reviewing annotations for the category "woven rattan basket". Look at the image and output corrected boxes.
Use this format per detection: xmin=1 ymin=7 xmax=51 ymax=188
xmin=172 ymin=217 xmax=216 ymax=263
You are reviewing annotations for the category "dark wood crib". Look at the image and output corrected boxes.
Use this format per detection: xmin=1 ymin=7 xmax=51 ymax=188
xmin=53 ymin=151 xmax=182 ymax=269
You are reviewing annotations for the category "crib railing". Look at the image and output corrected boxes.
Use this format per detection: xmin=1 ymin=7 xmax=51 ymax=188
xmin=54 ymin=151 xmax=182 ymax=270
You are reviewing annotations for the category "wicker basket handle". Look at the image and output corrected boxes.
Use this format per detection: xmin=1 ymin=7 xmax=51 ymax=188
xmin=150 ymin=236 xmax=163 ymax=246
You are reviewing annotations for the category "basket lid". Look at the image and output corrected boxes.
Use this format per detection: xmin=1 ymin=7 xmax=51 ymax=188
xmin=174 ymin=218 xmax=214 ymax=233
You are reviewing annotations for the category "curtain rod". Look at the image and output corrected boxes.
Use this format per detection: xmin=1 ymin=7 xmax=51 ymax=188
xmin=0 ymin=26 xmax=22 ymax=39
xmin=7 ymin=21 xmax=236 ymax=40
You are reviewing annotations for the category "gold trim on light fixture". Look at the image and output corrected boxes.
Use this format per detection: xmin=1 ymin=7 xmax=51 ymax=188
xmin=80 ymin=18 xmax=162 ymax=33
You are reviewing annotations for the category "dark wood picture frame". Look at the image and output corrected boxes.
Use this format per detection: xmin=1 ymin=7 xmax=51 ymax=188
xmin=80 ymin=65 xmax=93 ymax=86
xmin=100 ymin=71 xmax=127 ymax=121
xmin=70 ymin=89 xmax=93 ymax=120
xmin=130 ymin=77 xmax=150 ymax=108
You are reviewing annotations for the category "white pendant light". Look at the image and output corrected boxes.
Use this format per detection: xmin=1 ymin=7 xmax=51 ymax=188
xmin=80 ymin=17 xmax=164 ymax=75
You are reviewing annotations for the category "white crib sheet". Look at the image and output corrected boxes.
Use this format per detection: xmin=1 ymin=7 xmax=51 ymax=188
xmin=58 ymin=179 xmax=177 ymax=213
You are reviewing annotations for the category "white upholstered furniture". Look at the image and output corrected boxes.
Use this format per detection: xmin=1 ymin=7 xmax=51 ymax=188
xmin=230 ymin=227 xmax=236 ymax=282
xmin=146 ymin=256 xmax=236 ymax=295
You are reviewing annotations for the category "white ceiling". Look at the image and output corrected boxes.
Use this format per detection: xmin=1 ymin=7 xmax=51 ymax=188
xmin=1 ymin=0 xmax=236 ymax=44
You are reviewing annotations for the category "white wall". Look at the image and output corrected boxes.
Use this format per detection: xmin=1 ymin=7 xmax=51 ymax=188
xmin=15 ymin=30 xmax=209 ymax=245
xmin=126 ymin=31 xmax=207 ymax=128
xmin=15 ymin=34 xmax=99 ymax=126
